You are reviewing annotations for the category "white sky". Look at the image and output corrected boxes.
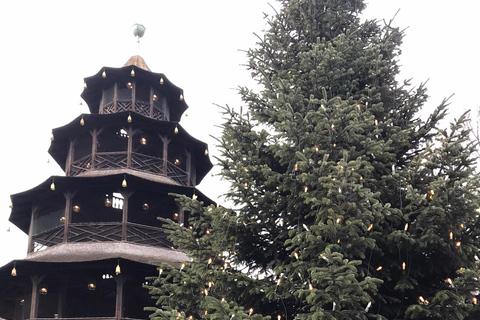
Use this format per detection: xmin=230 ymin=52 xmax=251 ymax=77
xmin=0 ymin=0 xmax=478 ymax=266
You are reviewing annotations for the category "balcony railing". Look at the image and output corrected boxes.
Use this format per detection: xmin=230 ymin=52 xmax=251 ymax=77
xmin=70 ymin=152 xmax=189 ymax=186
xmin=31 ymin=222 xmax=172 ymax=253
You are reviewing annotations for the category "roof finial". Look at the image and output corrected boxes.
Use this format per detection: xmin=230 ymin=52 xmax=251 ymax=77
xmin=132 ymin=23 xmax=146 ymax=44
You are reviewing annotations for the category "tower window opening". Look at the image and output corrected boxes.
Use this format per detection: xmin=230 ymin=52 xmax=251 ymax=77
xmin=117 ymin=129 xmax=129 ymax=138
xmin=112 ymin=192 xmax=124 ymax=210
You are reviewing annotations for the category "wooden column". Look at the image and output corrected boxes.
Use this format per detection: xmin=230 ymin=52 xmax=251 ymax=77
xmin=57 ymin=276 xmax=67 ymax=318
xmin=63 ymin=193 xmax=73 ymax=243
xmin=29 ymin=275 xmax=44 ymax=319
xmin=114 ymin=275 xmax=124 ymax=320
xmin=121 ymin=192 xmax=132 ymax=242
xmin=91 ymin=129 xmax=97 ymax=170
xmin=127 ymin=128 xmax=133 ymax=168
xmin=163 ymin=137 xmax=170 ymax=176
xmin=113 ymin=83 xmax=118 ymax=112
xmin=131 ymin=82 xmax=136 ymax=112
xmin=149 ymin=87 xmax=154 ymax=118
xmin=186 ymin=151 xmax=191 ymax=186
xmin=65 ymin=140 xmax=74 ymax=176
xmin=27 ymin=206 xmax=37 ymax=254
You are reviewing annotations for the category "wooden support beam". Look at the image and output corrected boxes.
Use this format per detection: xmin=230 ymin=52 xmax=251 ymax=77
xmin=27 ymin=205 xmax=37 ymax=254
xmin=127 ymin=128 xmax=133 ymax=168
xmin=57 ymin=275 xmax=67 ymax=318
xmin=63 ymin=193 xmax=73 ymax=243
xmin=114 ymin=274 xmax=125 ymax=320
xmin=29 ymin=275 xmax=45 ymax=319
xmin=163 ymin=137 xmax=170 ymax=176
xmin=66 ymin=139 xmax=74 ymax=176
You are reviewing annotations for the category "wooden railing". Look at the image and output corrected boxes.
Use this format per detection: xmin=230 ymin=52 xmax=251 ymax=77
xmin=70 ymin=152 xmax=188 ymax=185
xmin=31 ymin=222 xmax=172 ymax=252
xmin=101 ymin=99 xmax=165 ymax=121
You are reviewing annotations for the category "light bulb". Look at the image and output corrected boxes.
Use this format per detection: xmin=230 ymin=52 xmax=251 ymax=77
xmin=160 ymin=77 xmax=164 ymax=85
xmin=122 ymin=178 xmax=127 ymax=188
xmin=50 ymin=182 xmax=55 ymax=191
xmin=174 ymin=126 xmax=179 ymax=134
xmin=80 ymin=117 xmax=85 ymax=126
xmin=115 ymin=262 xmax=121 ymax=275
xmin=102 ymin=70 xmax=106 ymax=78
xmin=131 ymin=69 xmax=135 ymax=77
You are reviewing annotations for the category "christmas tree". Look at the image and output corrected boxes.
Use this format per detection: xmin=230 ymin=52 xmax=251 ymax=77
xmin=146 ymin=1 xmax=480 ymax=319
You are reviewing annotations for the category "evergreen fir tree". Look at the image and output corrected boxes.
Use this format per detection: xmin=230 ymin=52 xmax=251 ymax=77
xmin=147 ymin=1 xmax=480 ymax=319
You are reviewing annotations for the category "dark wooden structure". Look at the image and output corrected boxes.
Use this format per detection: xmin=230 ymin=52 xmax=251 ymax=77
xmin=0 ymin=56 xmax=213 ymax=320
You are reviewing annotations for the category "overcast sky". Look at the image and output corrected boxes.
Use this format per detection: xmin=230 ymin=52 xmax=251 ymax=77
xmin=0 ymin=0 xmax=478 ymax=266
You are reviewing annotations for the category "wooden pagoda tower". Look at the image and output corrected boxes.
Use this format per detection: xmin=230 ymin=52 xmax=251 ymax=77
xmin=0 ymin=54 xmax=213 ymax=320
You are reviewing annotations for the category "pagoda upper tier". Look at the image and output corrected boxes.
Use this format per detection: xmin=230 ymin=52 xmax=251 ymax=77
xmin=48 ymin=56 xmax=213 ymax=187
xmin=81 ymin=55 xmax=187 ymax=122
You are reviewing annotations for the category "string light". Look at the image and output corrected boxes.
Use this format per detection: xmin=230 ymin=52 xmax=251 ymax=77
xmin=308 ymin=283 xmax=313 ymax=291
xmin=376 ymin=266 xmax=383 ymax=271
xmin=11 ymin=263 xmax=17 ymax=277
xmin=50 ymin=181 xmax=55 ymax=191
xmin=365 ymin=301 xmax=372 ymax=312
xmin=80 ymin=116 xmax=85 ymax=126
xmin=160 ymin=77 xmax=164 ymax=85
xmin=303 ymin=224 xmax=310 ymax=231
xmin=293 ymin=252 xmax=299 ymax=260
xmin=404 ymin=223 xmax=409 ymax=231
xmin=115 ymin=260 xmax=121 ymax=275
xmin=244 ymin=182 xmax=248 ymax=189
xmin=174 ymin=125 xmax=179 ymax=134
xmin=450 ymin=232 xmax=454 ymax=240
xmin=158 ymin=268 xmax=163 ymax=276
xmin=294 ymin=163 xmax=298 ymax=171
xmin=367 ymin=224 xmax=373 ymax=231
xmin=249 ymin=308 xmax=254 ymax=315
xmin=332 ymin=302 xmax=336 ymax=311
xmin=473 ymin=297 xmax=478 ymax=305
xmin=122 ymin=177 xmax=127 ymax=188
xmin=446 ymin=278 xmax=453 ymax=285
xmin=131 ymin=69 xmax=135 ymax=77
xmin=127 ymin=113 xmax=132 ymax=123
xmin=456 ymin=241 xmax=461 ymax=247
xmin=304 ymin=186 xmax=308 ymax=193
xmin=102 ymin=70 xmax=106 ymax=78
xmin=402 ymin=262 xmax=406 ymax=270
xmin=180 ymin=263 xmax=185 ymax=271
xmin=276 ymin=278 xmax=281 ymax=286
xmin=336 ymin=218 xmax=342 ymax=224
xmin=180 ymin=94 xmax=184 ymax=101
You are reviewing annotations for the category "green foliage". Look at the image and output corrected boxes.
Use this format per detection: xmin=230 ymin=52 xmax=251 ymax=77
xmin=147 ymin=1 xmax=480 ymax=319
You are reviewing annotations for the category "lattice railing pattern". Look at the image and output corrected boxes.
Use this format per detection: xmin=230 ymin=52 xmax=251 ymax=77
xmin=69 ymin=152 xmax=187 ymax=186
xmin=70 ymin=155 xmax=92 ymax=176
xmin=131 ymin=152 xmax=163 ymax=174
xmin=68 ymin=222 xmax=122 ymax=242
xmin=135 ymin=101 xmax=150 ymax=117
xmin=95 ymin=152 xmax=128 ymax=169
xmin=32 ymin=226 xmax=64 ymax=252
xmin=31 ymin=222 xmax=172 ymax=249
xmin=127 ymin=223 xmax=172 ymax=247
xmin=116 ymin=101 xmax=132 ymax=112
xmin=167 ymin=162 xmax=188 ymax=186
xmin=102 ymin=101 xmax=115 ymax=114
xmin=152 ymin=105 xmax=165 ymax=121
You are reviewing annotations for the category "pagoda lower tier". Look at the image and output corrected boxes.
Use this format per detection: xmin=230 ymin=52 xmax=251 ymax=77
xmin=0 ymin=254 xmax=184 ymax=320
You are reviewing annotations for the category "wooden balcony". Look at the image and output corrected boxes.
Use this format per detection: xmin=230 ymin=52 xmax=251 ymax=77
xmin=70 ymin=152 xmax=190 ymax=186
xmin=31 ymin=222 xmax=172 ymax=253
